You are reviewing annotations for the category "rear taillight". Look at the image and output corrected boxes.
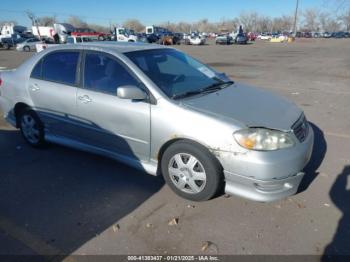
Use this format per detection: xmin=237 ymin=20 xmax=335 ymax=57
xmin=0 ymin=77 xmax=2 ymax=87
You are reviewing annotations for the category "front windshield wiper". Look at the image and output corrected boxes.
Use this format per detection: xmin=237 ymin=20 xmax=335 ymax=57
xmin=172 ymin=89 xmax=204 ymax=100
xmin=172 ymin=80 xmax=234 ymax=100
xmin=201 ymin=80 xmax=234 ymax=93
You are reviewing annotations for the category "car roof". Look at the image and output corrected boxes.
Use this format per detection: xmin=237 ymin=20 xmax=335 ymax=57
xmin=46 ymin=41 xmax=170 ymax=54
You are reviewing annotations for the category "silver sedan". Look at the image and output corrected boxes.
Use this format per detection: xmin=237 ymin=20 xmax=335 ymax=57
xmin=0 ymin=42 xmax=313 ymax=202
xmin=16 ymin=38 xmax=42 ymax=52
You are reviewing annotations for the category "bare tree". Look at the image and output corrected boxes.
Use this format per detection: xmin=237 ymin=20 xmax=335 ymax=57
xmin=158 ymin=22 xmax=178 ymax=32
xmin=176 ymin=22 xmax=192 ymax=33
xmin=340 ymin=8 xmax=350 ymax=30
xmin=318 ymin=11 xmax=343 ymax=31
xmin=303 ymin=8 xmax=320 ymax=31
xmin=122 ymin=19 xmax=144 ymax=32
xmin=37 ymin=16 xmax=57 ymax=27
xmin=239 ymin=12 xmax=258 ymax=32
xmin=67 ymin=16 xmax=88 ymax=28
xmin=325 ymin=18 xmax=342 ymax=31
xmin=319 ymin=12 xmax=330 ymax=31
xmin=272 ymin=15 xmax=293 ymax=32
xmin=88 ymin=24 xmax=110 ymax=33
xmin=217 ymin=18 xmax=238 ymax=32
xmin=256 ymin=16 xmax=272 ymax=32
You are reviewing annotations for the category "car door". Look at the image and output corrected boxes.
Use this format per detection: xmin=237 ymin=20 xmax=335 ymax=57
xmin=76 ymin=51 xmax=151 ymax=162
xmin=28 ymin=50 xmax=81 ymax=139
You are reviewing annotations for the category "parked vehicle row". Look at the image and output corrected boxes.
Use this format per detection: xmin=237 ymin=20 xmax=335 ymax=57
xmin=257 ymin=31 xmax=350 ymax=39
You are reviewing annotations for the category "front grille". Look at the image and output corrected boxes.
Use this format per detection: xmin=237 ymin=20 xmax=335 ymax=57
xmin=292 ymin=114 xmax=309 ymax=142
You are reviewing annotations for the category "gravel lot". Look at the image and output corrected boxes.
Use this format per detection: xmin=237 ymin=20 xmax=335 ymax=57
xmin=0 ymin=39 xmax=349 ymax=258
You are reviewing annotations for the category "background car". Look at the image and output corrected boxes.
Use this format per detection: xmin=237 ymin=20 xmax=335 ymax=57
xmin=185 ymin=34 xmax=206 ymax=45
xmin=137 ymin=33 xmax=159 ymax=43
xmin=16 ymin=38 xmax=41 ymax=52
xmin=235 ymin=33 xmax=248 ymax=44
xmin=246 ymin=32 xmax=257 ymax=41
xmin=258 ymin=33 xmax=272 ymax=40
xmin=215 ymin=34 xmax=233 ymax=45
xmin=323 ymin=32 xmax=332 ymax=38
xmin=71 ymin=28 xmax=109 ymax=41
xmin=334 ymin=31 xmax=346 ymax=38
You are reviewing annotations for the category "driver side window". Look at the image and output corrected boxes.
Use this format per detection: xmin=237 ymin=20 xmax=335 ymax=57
xmin=83 ymin=52 xmax=139 ymax=95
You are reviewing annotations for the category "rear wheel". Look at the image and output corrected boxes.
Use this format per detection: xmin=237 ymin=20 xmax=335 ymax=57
xmin=161 ymin=141 xmax=223 ymax=201
xmin=19 ymin=109 xmax=45 ymax=147
xmin=23 ymin=46 xmax=30 ymax=52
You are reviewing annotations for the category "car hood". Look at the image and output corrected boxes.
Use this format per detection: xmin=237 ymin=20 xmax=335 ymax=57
xmin=180 ymin=83 xmax=302 ymax=131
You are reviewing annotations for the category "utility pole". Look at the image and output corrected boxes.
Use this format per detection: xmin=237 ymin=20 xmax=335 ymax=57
xmin=292 ymin=0 xmax=299 ymax=37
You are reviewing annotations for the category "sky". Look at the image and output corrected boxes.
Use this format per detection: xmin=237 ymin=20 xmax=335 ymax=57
xmin=0 ymin=0 xmax=347 ymax=27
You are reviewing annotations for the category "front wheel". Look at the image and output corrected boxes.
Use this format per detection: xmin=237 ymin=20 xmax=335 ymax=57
xmin=161 ymin=141 xmax=223 ymax=201
xmin=23 ymin=46 xmax=30 ymax=52
xmin=19 ymin=109 xmax=46 ymax=147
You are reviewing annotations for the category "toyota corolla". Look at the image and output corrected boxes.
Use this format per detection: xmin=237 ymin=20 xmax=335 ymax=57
xmin=0 ymin=42 xmax=314 ymax=202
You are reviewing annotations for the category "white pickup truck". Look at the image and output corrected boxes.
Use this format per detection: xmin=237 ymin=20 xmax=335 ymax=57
xmin=114 ymin=28 xmax=138 ymax=42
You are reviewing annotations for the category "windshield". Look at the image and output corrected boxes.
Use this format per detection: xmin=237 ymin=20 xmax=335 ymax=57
xmin=126 ymin=29 xmax=135 ymax=35
xmin=118 ymin=29 xmax=126 ymax=35
xmin=125 ymin=49 xmax=230 ymax=98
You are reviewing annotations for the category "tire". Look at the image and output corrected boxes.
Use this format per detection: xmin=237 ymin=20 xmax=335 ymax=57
xmin=23 ymin=46 xmax=30 ymax=52
xmin=161 ymin=141 xmax=223 ymax=201
xmin=19 ymin=109 xmax=46 ymax=147
xmin=98 ymin=36 xmax=105 ymax=41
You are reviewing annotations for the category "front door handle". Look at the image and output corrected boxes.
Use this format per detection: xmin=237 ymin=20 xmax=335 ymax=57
xmin=30 ymin=83 xmax=40 ymax=91
xmin=78 ymin=95 xmax=92 ymax=104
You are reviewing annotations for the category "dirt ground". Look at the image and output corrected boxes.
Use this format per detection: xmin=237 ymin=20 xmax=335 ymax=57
xmin=0 ymin=39 xmax=349 ymax=258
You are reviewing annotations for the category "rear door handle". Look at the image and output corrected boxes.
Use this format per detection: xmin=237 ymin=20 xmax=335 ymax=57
xmin=78 ymin=95 xmax=92 ymax=104
xmin=30 ymin=83 xmax=40 ymax=91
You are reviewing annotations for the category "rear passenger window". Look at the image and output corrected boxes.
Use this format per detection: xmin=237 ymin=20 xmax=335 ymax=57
xmin=31 ymin=59 xmax=42 ymax=79
xmin=84 ymin=52 xmax=139 ymax=95
xmin=42 ymin=51 xmax=80 ymax=86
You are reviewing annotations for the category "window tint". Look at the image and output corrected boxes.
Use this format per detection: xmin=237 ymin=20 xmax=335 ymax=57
xmin=84 ymin=52 xmax=139 ymax=95
xmin=42 ymin=51 xmax=79 ymax=85
xmin=31 ymin=59 xmax=42 ymax=79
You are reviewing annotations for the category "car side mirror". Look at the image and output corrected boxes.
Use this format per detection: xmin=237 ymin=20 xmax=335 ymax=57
xmin=117 ymin=85 xmax=147 ymax=100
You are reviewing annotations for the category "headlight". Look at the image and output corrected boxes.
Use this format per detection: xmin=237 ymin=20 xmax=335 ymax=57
xmin=233 ymin=128 xmax=295 ymax=151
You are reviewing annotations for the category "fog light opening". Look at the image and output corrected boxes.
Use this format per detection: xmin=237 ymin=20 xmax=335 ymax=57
xmin=284 ymin=182 xmax=293 ymax=189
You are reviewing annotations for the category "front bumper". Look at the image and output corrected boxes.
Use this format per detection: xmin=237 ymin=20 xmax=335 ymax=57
xmin=220 ymin=124 xmax=314 ymax=202
xmin=224 ymin=170 xmax=305 ymax=202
